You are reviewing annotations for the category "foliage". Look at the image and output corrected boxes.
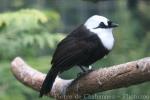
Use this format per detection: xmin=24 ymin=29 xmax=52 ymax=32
xmin=0 ymin=9 xmax=65 ymax=59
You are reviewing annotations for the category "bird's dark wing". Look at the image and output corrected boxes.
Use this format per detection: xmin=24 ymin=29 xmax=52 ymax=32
xmin=51 ymin=34 xmax=100 ymax=72
xmin=50 ymin=37 xmax=89 ymax=71
xmin=51 ymin=25 xmax=91 ymax=65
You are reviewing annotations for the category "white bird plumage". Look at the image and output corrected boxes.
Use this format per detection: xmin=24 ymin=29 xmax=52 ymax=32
xmin=84 ymin=15 xmax=115 ymax=50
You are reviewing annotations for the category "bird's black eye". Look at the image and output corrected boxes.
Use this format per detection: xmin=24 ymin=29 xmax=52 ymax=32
xmin=94 ymin=22 xmax=106 ymax=29
xmin=99 ymin=22 xmax=106 ymax=28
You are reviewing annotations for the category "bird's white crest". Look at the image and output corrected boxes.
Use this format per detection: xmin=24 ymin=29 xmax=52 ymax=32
xmin=84 ymin=15 xmax=115 ymax=50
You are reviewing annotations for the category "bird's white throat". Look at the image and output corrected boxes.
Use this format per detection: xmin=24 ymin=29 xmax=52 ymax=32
xmin=90 ymin=28 xmax=114 ymax=50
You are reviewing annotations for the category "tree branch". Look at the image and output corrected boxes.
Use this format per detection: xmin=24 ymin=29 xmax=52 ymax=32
xmin=11 ymin=57 xmax=150 ymax=100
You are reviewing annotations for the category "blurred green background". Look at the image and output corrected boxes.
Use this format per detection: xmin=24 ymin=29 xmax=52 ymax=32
xmin=0 ymin=0 xmax=150 ymax=100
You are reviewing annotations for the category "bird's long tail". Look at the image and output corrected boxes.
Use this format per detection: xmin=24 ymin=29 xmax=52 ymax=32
xmin=39 ymin=66 xmax=59 ymax=97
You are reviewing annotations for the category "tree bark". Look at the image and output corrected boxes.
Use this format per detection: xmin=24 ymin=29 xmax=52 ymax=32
xmin=11 ymin=57 xmax=150 ymax=100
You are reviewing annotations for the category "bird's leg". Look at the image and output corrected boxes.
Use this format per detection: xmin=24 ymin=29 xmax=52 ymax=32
xmin=77 ymin=66 xmax=87 ymax=77
xmin=79 ymin=66 xmax=86 ymax=72
xmin=83 ymin=66 xmax=94 ymax=74
xmin=77 ymin=66 xmax=94 ymax=77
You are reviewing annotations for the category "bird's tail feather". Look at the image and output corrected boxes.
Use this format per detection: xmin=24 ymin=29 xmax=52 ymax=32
xmin=39 ymin=66 xmax=59 ymax=97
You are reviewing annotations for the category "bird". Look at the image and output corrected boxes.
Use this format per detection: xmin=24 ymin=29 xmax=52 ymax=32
xmin=39 ymin=15 xmax=118 ymax=97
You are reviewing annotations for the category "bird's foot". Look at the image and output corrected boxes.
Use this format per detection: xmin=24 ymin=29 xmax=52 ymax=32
xmin=77 ymin=71 xmax=88 ymax=77
xmin=77 ymin=69 xmax=94 ymax=77
xmin=77 ymin=72 xmax=84 ymax=77
xmin=77 ymin=66 xmax=94 ymax=77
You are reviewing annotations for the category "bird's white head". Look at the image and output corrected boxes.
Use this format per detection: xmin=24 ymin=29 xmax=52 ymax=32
xmin=84 ymin=15 xmax=118 ymax=50
xmin=84 ymin=15 xmax=118 ymax=30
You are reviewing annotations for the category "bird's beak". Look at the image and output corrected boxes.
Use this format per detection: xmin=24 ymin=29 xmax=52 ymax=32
xmin=109 ymin=22 xmax=118 ymax=28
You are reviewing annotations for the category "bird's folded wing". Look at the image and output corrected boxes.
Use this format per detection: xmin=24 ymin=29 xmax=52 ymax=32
xmin=51 ymin=37 xmax=91 ymax=71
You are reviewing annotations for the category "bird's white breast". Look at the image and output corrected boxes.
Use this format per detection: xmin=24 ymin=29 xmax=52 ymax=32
xmin=90 ymin=28 xmax=114 ymax=50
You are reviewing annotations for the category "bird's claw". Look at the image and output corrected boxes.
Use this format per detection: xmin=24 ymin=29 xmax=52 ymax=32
xmin=77 ymin=69 xmax=94 ymax=77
